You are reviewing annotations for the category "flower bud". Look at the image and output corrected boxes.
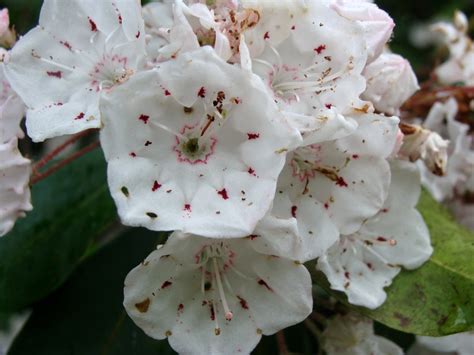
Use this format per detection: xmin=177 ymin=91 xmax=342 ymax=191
xmin=399 ymin=123 xmax=449 ymax=176
xmin=362 ymin=53 xmax=419 ymax=115
xmin=330 ymin=0 xmax=394 ymax=63
xmin=0 ymin=9 xmax=15 ymax=48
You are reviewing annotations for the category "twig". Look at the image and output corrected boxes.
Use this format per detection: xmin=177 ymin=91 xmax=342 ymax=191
xmin=31 ymin=141 xmax=100 ymax=184
xmin=32 ymin=129 xmax=96 ymax=174
xmin=276 ymin=330 xmax=289 ymax=355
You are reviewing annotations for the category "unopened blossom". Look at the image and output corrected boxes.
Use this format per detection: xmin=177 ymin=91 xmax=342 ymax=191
xmin=5 ymin=0 xmax=146 ymax=142
xmin=432 ymin=11 xmax=474 ymax=86
xmin=362 ymin=53 xmax=419 ymax=115
xmin=408 ymin=332 xmax=474 ymax=355
xmin=317 ymin=160 xmax=432 ymax=309
xmin=417 ymin=98 xmax=474 ymax=201
xmin=399 ymin=122 xmax=449 ymax=176
xmin=0 ymin=9 xmax=15 ymax=49
xmin=100 ymin=47 xmax=300 ymax=238
xmin=253 ymin=113 xmax=400 ymax=263
xmin=124 ymin=232 xmax=312 ymax=355
xmin=323 ymin=313 xmax=403 ymax=355
xmin=0 ymin=138 xmax=31 ymax=237
xmin=330 ymin=0 xmax=395 ymax=63
xmin=242 ymin=0 xmax=368 ymax=140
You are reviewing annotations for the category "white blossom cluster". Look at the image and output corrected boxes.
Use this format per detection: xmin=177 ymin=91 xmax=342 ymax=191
xmin=412 ymin=11 xmax=474 ymax=231
xmin=0 ymin=0 xmax=439 ymax=353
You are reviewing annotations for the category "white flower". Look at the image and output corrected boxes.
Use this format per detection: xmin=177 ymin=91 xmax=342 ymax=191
xmin=0 ymin=138 xmax=31 ymax=237
xmin=0 ymin=64 xmax=25 ymax=143
xmin=123 ymin=231 xmax=312 ymax=355
xmin=100 ymin=46 xmax=300 ymax=238
xmin=317 ymin=160 xmax=432 ymax=309
xmin=330 ymin=0 xmax=395 ymax=63
xmin=432 ymin=11 xmax=474 ymax=86
xmin=4 ymin=0 xmax=146 ymax=142
xmin=242 ymin=0 xmax=369 ymax=140
xmin=399 ymin=122 xmax=449 ymax=177
xmin=417 ymin=98 xmax=474 ymax=201
xmin=323 ymin=313 xmax=403 ymax=355
xmin=253 ymin=113 xmax=400 ymax=263
xmin=409 ymin=332 xmax=474 ymax=355
xmin=362 ymin=53 xmax=419 ymax=115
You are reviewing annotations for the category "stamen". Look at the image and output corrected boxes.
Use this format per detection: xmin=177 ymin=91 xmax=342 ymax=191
xmin=38 ymin=57 xmax=74 ymax=72
xmin=151 ymin=121 xmax=187 ymax=140
xmin=213 ymin=258 xmax=233 ymax=321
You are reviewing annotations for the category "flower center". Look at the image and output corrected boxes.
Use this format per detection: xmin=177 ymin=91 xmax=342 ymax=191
xmin=89 ymin=54 xmax=133 ymax=92
xmin=195 ymin=243 xmax=239 ymax=331
xmin=255 ymin=45 xmax=353 ymax=103
xmin=290 ymin=144 xmax=323 ymax=181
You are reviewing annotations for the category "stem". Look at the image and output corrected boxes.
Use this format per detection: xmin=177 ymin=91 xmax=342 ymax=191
xmin=276 ymin=331 xmax=289 ymax=355
xmin=31 ymin=141 xmax=100 ymax=185
xmin=32 ymin=129 xmax=97 ymax=173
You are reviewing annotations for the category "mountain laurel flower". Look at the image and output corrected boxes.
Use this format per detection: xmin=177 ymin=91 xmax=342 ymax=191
xmin=4 ymin=0 xmax=146 ymax=142
xmin=431 ymin=11 xmax=474 ymax=86
xmin=0 ymin=138 xmax=31 ymax=237
xmin=124 ymin=232 xmax=312 ymax=355
xmin=251 ymin=113 xmax=400 ymax=263
xmin=330 ymin=0 xmax=395 ymax=63
xmin=323 ymin=313 xmax=403 ymax=355
xmin=242 ymin=0 xmax=368 ymax=140
xmin=362 ymin=53 xmax=419 ymax=115
xmin=317 ymin=161 xmax=432 ymax=309
xmin=399 ymin=122 xmax=449 ymax=176
xmin=100 ymin=46 xmax=300 ymax=238
xmin=417 ymin=98 xmax=474 ymax=202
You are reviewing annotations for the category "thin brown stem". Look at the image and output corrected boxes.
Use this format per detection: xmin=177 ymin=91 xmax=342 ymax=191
xmin=276 ymin=330 xmax=289 ymax=355
xmin=31 ymin=141 xmax=100 ymax=185
xmin=32 ymin=129 xmax=96 ymax=174
xmin=303 ymin=319 xmax=324 ymax=355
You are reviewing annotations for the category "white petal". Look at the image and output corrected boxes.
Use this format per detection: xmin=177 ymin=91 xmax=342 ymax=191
xmin=0 ymin=138 xmax=31 ymax=236
xmin=124 ymin=233 xmax=312 ymax=355
xmin=101 ymin=47 xmax=300 ymax=238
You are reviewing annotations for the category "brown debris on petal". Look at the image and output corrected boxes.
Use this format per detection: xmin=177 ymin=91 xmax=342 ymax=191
xmin=135 ymin=298 xmax=151 ymax=313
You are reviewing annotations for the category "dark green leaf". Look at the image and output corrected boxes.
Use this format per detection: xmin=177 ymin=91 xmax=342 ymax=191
xmin=9 ymin=228 xmax=174 ymax=355
xmin=312 ymin=190 xmax=474 ymax=336
xmin=0 ymin=148 xmax=117 ymax=311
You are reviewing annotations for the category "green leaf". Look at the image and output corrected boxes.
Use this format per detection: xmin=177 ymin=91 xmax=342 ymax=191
xmin=312 ymin=190 xmax=474 ymax=336
xmin=0 ymin=148 xmax=117 ymax=311
xmin=9 ymin=228 xmax=174 ymax=355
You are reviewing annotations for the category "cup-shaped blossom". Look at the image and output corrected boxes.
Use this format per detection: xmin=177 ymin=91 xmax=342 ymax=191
xmin=362 ymin=53 xmax=419 ymax=115
xmin=100 ymin=46 xmax=300 ymax=238
xmin=253 ymin=113 xmax=400 ymax=263
xmin=4 ymin=0 xmax=146 ymax=142
xmin=330 ymin=0 xmax=395 ymax=63
xmin=317 ymin=160 xmax=433 ymax=309
xmin=124 ymin=232 xmax=312 ymax=355
xmin=323 ymin=313 xmax=403 ymax=355
xmin=0 ymin=138 xmax=31 ymax=236
xmin=242 ymin=0 xmax=369 ymax=139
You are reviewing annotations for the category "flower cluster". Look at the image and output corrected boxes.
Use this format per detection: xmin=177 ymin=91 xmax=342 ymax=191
xmin=403 ymin=11 xmax=474 ymax=231
xmin=2 ymin=0 xmax=437 ymax=353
